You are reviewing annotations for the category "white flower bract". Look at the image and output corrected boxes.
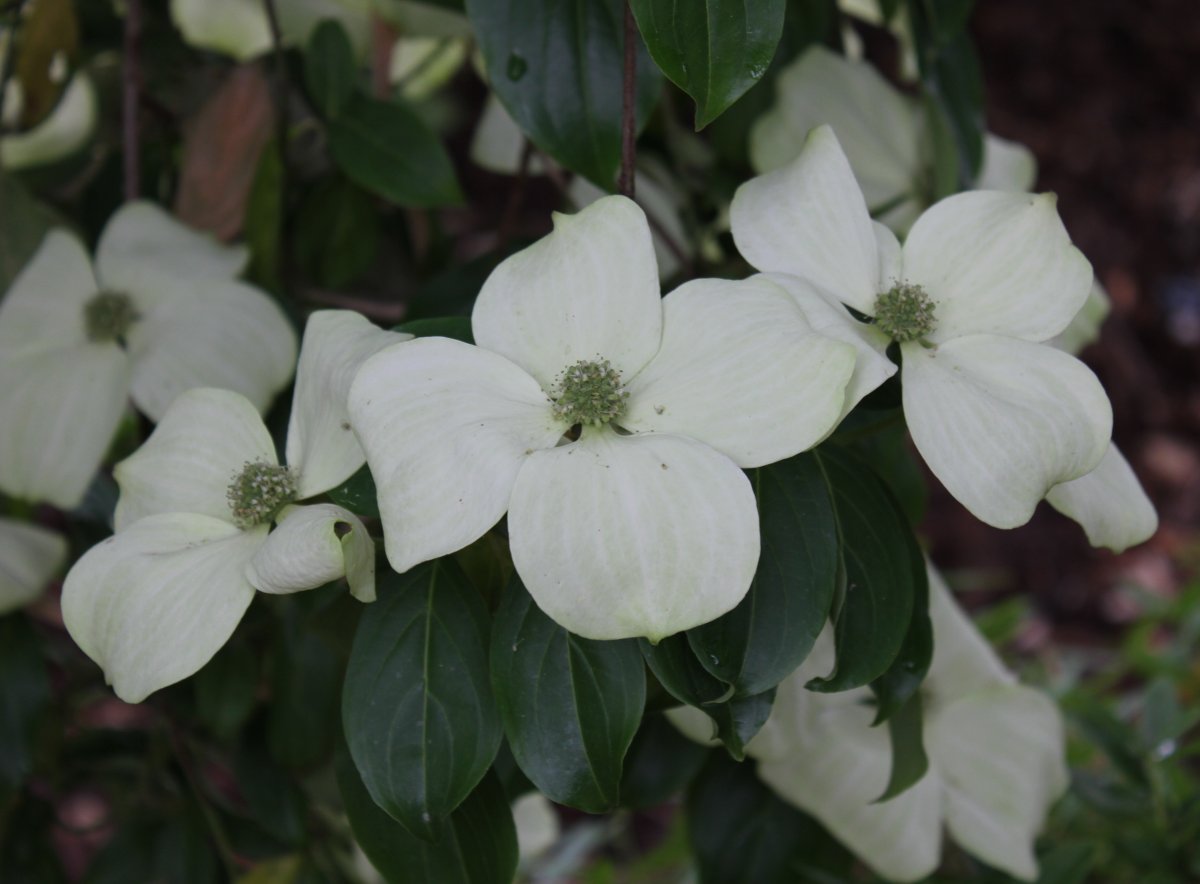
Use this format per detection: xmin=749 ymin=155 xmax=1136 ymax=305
xmin=0 ymin=517 xmax=66 ymax=615
xmin=348 ymin=195 xmax=856 ymax=641
xmin=62 ymin=311 xmax=407 ymax=702
xmin=0 ymin=202 xmax=297 ymax=508
xmin=732 ymin=126 xmax=1113 ymax=529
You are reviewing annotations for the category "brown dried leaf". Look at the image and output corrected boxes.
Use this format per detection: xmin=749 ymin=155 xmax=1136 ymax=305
xmin=12 ymin=0 xmax=79 ymax=129
xmin=173 ymin=63 xmax=276 ymax=241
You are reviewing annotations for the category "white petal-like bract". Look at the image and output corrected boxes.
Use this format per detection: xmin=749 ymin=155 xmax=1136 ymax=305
xmin=1046 ymin=443 xmax=1158 ymax=553
xmin=902 ymin=191 xmax=1093 ymax=344
xmin=902 ymin=335 xmax=1112 ymax=528
xmin=0 ymin=518 xmax=67 ymax=614
xmin=731 ymin=125 xmax=881 ymax=314
xmin=472 ymin=195 xmax=663 ymax=387
xmin=507 ymin=429 xmax=758 ymax=641
xmin=287 ymin=311 xmax=411 ymax=498
xmin=114 ymin=388 xmax=277 ymax=531
xmin=348 ymin=336 xmax=562 ymax=574
xmin=169 ymin=0 xmax=272 ymax=61
xmin=0 ymin=230 xmax=98 ymax=355
xmin=62 ymin=513 xmax=265 ymax=703
xmin=1 ymin=74 xmax=98 ymax=171
xmin=623 ymin=276 xmax=854 ymax=467
xmin=246 ymin=503 xmax=375 ymax=602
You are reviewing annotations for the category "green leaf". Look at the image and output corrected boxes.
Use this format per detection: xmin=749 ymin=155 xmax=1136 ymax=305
xmin=619 ymin=713 xmax=709 ymax=809
xmin=806 ymin=447 xmax=919 ymax=693
xmin=304 ymin=20 xmax=359 ymax=119
xmin=0 ymin=616 xmax=50 ymax=793
xmin=294 ymin=177 xmax=380 ymax=288
xmin=328 ymin=94 xmax=462 ymax=208
xmin=490 ymin=577 xmax=645 ymax=812
xmin=875 ymin=690 xmax=928 ymax=802
xmin=0 ymin=171 xmax=65 ymax=292
xmin=629 ymin=0 xmax=785 ymax=129
xmin=243 ymin=140 xmax=284 ymax=293
xmin=193 ymin=640 xmax=259 ymax=741
xmin=337 ymin=745 xmax=517 ymax=884
xmin=343 ymin=560 xmax=500 ymax=840
xmin=706 ymin=689 xmax=776 ymax=762
xmin=466 ymin=0 xmax=662 ymax=187
xmin=687 ymin=453 xmax=838 ymax=697
xmin=267 ymin=621 xmax=342 ymax=769
xmin=686 ymin=753 xmax=846 ymax=884
xmin=396 ymin=316 xmax=475 ymax=344
xmin=640 ymin=633 xmax=733 ymax=708
xmin=325 ymin=465 xmax=379 ymax=518
xmin=232 ymin=738 xmax=307 ymax=846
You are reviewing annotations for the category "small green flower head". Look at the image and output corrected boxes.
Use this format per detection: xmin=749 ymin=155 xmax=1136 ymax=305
xmin=84 ymin=291 xmax=140 ymax=344
xmin=550 ymin=358 xmax=629 ymax=427
xmin=226 ymin=461 xmax=297 ymax=529
xmin=874 ymin=282 xmax=936 ymax=344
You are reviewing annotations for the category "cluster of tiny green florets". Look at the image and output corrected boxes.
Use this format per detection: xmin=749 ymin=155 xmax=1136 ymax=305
xmin=873 ymin=282 xmax=937 ymax=343
xmin=84 ymin=291 xmax=140 ymax=344
xmin=550 ymin=358 xmax=629 ymax=427
xmin=226 ymin=461 xmax=297 ymax=529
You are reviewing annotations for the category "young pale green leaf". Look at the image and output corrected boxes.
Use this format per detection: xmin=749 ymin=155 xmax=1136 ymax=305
xmin=629 ymin=0 xmax=785 ymax=129
xmin=807 ymin=448 xmax=919 ymax=693
xmin=875 ymin=691 xmax=929 ymax=803
xmin=466 ymin=0 xmax=662 ymax=187
xmin=491 ymin=577 xmax=645 ymax=812
xmin=328 ymin=94 xmax=462 ymax=208
xmin=343 ymin=560 xmax=501 ymax=840
xmin=687 ymin=453 xmax=837 ymax=697
xmin=337 ymin=746 xmax=518 ymax=884
xmin=304 ymin=20 xmax=358 ymax=119
xmin=619 ymin=713 xmax=709 ymax=809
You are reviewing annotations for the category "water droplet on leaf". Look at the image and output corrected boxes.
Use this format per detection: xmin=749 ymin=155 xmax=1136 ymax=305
xmin=507 ymin=51 xmax=528 ymax=81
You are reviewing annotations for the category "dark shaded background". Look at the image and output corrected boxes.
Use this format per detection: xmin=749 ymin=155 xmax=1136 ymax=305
xmin=926 ymin=0 xmax=1200 ymax=639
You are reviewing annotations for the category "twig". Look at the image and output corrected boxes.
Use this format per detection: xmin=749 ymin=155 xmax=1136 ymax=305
xmin=618 ymin=0 xmax=637 ymax=198
xmin=122 ymin=0 xmax=142 ymax=200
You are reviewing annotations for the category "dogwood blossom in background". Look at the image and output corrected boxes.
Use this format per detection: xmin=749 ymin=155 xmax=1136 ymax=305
xmin=169 ymin=0 xmax=372 ymax=59
xmin=61 ymin=311 xmax=405 ymax=702
xmin=0 ymin=518 xmax=66 ymax=615
xmin=512 ymin=792 xmax=560 ymax=863
xmin=733 ymin=125 xmax=1112 ymax=529
xmin=0 ymin=202 xmax=296 ymax=508
xmin=1 ymin=70 xmax=97 ymax=171
xmin=349 ymin=196 xmax=855 ymax=640
xmin=750 ymin=47 xmax=1037 ymax=234
xmin=838 ymin=0 xmax=918 ymax=81
xmin=1043 ymin=283 xmax=1157 ymax=551
xmin=670 ymin=564 xmax=1068 ymax=882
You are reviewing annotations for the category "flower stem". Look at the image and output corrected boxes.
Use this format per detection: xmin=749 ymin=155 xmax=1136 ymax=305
xmin=618 ymin=0 xmax=637 ymax=198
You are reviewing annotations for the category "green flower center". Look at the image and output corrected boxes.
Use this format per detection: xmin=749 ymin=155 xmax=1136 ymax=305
xmin=226 ymin=462 xmax=297 ymax=529
xmin=550 ymin=358 xmax=628 ymax=427
xmin=874 ymin=283 xmax=936 ymax=343
xmin=84 ymin=291 xmax=140 ymax=344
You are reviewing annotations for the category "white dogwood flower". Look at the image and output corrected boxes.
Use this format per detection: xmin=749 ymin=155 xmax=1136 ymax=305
xmin=1043 ymin=282 xmax=1157 ymax=551
xmin=1 ymin=72 xmax=97 ymax=170
xmin=349 ymin=196 xmax=855 ymax=641
xmin=670 ymin=564 xmax=1068 ymax=882
xmin=62 ymin=311 xmax=406 ymax=703
xmin=169 ymin=0 xmax=373 ymax=59
xmin=0 ymin=517 xmax=66 ymax=614
xmin=733 ymin=125 xmax=1112 ymax=529
xmin=0 ymin=202 xmax=296 ymax=509
xmin=750 ymin=46 xmax=1036 ymax=234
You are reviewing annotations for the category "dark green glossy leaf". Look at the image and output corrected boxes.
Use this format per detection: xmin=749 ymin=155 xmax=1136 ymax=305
xmin=337 ymin=745 xmax=517 ymax=884
xmin=325 ymin=464 xmax=379 ymax=518
xmin=467 ymin=0 xmax=662 ymax=186
xmin=688 ymin=453 xmax=837 ymax=696
xmin=687 ymin=753 xmax=847 ymax=884
xmin=193 ymin=640 xmax=258 ymax=741
xmin=875 ymin=691 xmax=928 ymax=802
xmin=233 ymin=738 xmax=307 ymax=846
xmin=0 ymin=616 xmax=50 ymax=793
xmin=243 ymin=138 xmax=284 ymax=293
xmin=294 ymin=177 xmax=379 ymax=288
xmin=491 ymin=577 xmax=645 ymax=812
xmin=329 ymin=94 xmax=462 ymax=208
xmin=304 ymin=20 xmax=358 ymax=118
xmin=707 ymin=689 xmax=776 ymax=762
xmin=806 ymin=448 xmax=918 ymax=693
xmin=396 ymin=316 xmax=474 ymax=344
xmin=630 ymin=0 xmax=785 ymax=128
xmin=619 ymin=713 xmax=709 ymax=809
xmin=640 ymin=633 xmax=733 ymax=708
xmin=267 ymin=621 xmax=341 ymax=768
xmin=343 ymin=560 xmax=500 ymax=839
xmin=911 ymin=3 xmax=984 ymax=183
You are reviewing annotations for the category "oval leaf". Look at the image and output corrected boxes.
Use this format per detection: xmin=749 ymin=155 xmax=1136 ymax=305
xmin=630 ymin=0 xmax=785 ymax=129
xmin=305 ymin=20 xmax=358 ymax=119
xmin=342 ymin=560 xmax=501 ymax=840
xmin=687 ymin=452 xmax=838 ymax=697
xmin=329 ymin=94 xmax=463 ymax=208
xmin=467 ymin=0 xmax=662 ymax=187
xmin=491 ymin=577 xmax=645 ymax=813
